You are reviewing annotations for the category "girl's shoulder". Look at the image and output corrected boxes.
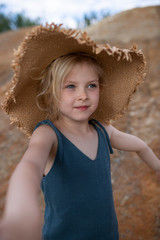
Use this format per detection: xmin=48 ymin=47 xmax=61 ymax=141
xmin=30 ymin=123 xmax=57 ymax=148
xmin=99 ymin=121 xmax=113 ymax=138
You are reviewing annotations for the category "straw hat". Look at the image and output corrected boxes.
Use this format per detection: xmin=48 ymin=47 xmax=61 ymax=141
xmin=2 ymin=23 xmax=146 ymax=137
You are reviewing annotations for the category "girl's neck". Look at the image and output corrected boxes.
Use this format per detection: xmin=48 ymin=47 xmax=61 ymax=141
xmin=54 ymin=117 xmax=91 ymax=136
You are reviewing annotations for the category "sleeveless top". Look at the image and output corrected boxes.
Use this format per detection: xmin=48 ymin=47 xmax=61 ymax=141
xmin=34 ymin=119 xmax=119 ymax=240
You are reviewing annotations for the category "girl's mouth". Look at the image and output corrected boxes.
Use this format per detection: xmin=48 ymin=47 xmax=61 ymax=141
xmin=75 ymin=106 xmax=89 ymax=111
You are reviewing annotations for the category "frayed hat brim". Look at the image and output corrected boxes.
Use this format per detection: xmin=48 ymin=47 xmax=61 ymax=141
xmin=2 ymin=23 xmax=146 ymax=137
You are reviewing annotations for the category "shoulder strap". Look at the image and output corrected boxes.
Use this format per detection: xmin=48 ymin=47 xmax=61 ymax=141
xmin=89 ymin=119 xmax=113 ymax=154
xmin=33 ymin=119 xmax=64 ymax=160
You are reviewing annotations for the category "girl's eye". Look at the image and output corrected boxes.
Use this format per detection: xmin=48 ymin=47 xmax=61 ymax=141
xmin=88 ymin=84 xmax=97 ymax=88
xmin=66 ymin=84 xmax=75 ymax=89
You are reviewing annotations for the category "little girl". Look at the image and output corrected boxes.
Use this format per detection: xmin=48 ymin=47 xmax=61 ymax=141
xmin=0 ymin=23 xmax=160 ymax=240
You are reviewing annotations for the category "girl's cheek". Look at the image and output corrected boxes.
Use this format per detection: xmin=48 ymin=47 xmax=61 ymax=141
xmin=61 ymin=91 xmax=75 ymax=101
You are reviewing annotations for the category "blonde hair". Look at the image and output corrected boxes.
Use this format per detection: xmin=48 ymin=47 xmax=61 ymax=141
xmin=36 ymin=52 xmax=103 ymax=120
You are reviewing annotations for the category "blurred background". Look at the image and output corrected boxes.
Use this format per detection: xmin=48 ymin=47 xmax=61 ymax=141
xmin=0 ymin=0 xmax=160 ymax=29
xmin=0 ymin=0 xmax=160 ymax=239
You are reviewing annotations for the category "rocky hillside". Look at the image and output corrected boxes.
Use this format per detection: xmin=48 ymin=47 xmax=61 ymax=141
xmin=0 ymin=5 xmax=160 ymax=239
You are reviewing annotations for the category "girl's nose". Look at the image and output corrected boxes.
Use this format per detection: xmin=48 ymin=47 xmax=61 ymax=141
xmin=77 ymin=89 xmax=88 ymax=101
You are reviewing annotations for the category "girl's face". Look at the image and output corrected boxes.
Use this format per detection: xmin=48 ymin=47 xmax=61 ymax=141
xmin=58 ymin=62 xmax=100 ymax=123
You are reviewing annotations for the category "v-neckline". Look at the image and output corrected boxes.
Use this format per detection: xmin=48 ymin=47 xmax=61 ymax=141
xmin=57 ymin=123 xmax=100 ymax=161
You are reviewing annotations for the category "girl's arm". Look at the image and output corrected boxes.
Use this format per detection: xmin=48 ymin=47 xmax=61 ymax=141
xmin=0 ymin=125 xmax=57 ymax=240
xmin=105 ymin=124 xmax=160 ymax=172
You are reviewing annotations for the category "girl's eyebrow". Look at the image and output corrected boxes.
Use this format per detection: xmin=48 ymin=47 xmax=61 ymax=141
xmin=63 ymin=80 xmax=76 ymax=84
xmin=64 ymin=79 xmax=99 ymax=84
xmin=87 ymin=79 xmax=99 ymax=84
xmin=88 ymin=79 xmax=99 ymax=82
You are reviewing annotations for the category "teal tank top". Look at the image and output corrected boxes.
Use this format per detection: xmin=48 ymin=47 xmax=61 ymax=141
xmin=34 ymin=119 xmax=119 ymax=240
